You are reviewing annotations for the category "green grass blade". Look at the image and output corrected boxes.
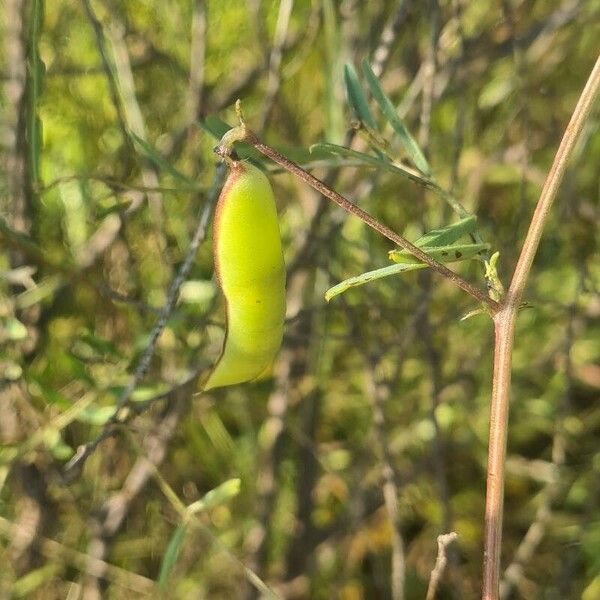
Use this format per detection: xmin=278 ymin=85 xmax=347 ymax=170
xmin=27 ymin=0 xmax=45 ymax=189
xmin=157 ymin=478 xmax=241 ymax=587
xmin=129 ymin=131 xmax=195 ymax=185
xmin=199 ymin=115 xmax=233 ymax=139
xmin=158 ymin=523 xmax=188 ymax=588
xmin=361 ymin=58 xmax=431 ymax=175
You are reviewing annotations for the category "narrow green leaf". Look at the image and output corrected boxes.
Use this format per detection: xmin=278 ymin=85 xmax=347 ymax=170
xmin=157 ymin=478 xmax=241 ymax=587
xmin=271 ymin=158 xmax=376 ymax=174
xmin=326 ymin=216 xmax=487 ymax=301
xmin=389 ymin=242 xmax=490 ymax=265
xmin=310 ymin=142 xmax=439 ymax=192
xmin=158 ymin=523 xmax=188 ymax=588
xmin=410 ymin=216 xmax=478 ymax=248
xmin=199 ymin=115 xmax=233 ymax=139
xmin=361 ymin=58 xmax=431 ymax=175
xmin=344 ymin=63 xmax=377 ymax=130
xmin=129 ymin=131 xmax=195 ymax=185
xmin=326 ymin=263 xmax=428 ymax=302
xmin=26 ymin=0 xmax=45 ymax=189
xmin=311 ymin=142 xmax=473 ymax=219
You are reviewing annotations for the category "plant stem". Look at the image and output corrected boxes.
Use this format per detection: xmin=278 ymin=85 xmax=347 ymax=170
xmin=482 ymin=53 xmax=600 ymax=600
xmin=225 ymin=130 xmax=499 ymax=311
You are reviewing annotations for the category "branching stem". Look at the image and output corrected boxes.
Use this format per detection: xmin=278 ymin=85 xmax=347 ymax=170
xmin=216 ymin=116 xmax=500 ymax=312
xmin=482 ymin=53 xmax=600 ymax=600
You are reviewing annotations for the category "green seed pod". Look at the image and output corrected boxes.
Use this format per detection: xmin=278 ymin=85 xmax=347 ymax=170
xmin=202 ymin=161 xmax=286 ymax=390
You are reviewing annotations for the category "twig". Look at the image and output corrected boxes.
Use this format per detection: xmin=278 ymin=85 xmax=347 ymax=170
xmin=63 ymin=163 xmax=225 ymax=478
xmin=105 ymin=20 xmax=166 ymax=220
xmin=426 ymin=532 xmax=458 ymax=600
xmin=482 ymin=53 xmax=600 ymax=600
xmin=217 ymin=122 xmax=499 ymax=311
xmin=415 ymin=2 xmax=454 ymax=551
xmin=364 ymin=355 xmax=406 ymax=600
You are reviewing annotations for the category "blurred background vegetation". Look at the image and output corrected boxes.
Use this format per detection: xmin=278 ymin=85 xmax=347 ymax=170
xmin=1 ymin=0 xmax=599 ymax=598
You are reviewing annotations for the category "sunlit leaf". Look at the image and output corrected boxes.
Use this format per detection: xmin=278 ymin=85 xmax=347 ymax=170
xmin=327 ymin=216 xmax=486 ymax=301
xmin=389 ymin=242 xmax=489 ymax=265
xmin=409 ymin=216 xmax=478 ymax=248
xmin=325 ymin=263 xmax=428 ymax=301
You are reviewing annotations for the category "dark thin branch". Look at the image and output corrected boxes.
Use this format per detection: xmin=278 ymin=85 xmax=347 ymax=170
xmin=227 ymin=128 xmax=499 ymax=311
xmin=63 ymin=163 xmax=225 ymax=478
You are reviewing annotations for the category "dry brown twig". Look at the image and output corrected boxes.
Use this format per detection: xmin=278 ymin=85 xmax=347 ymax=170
xmin=426 ymin=532 xmax=458 ymax=600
